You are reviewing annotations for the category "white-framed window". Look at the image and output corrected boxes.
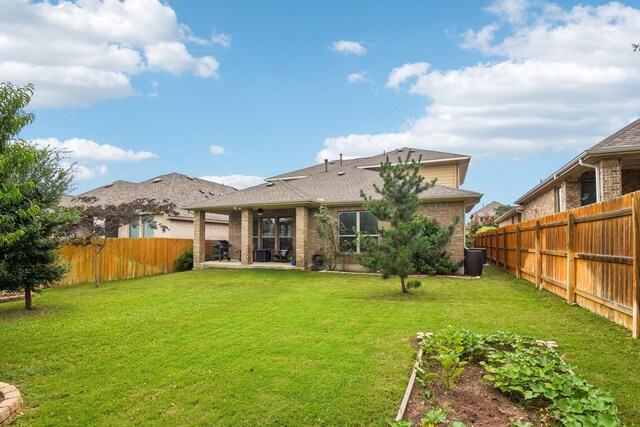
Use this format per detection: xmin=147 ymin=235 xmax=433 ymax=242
xmin=129 ymin=215 xmax=155 ymax=238
xmin=338 ymin=211 xmax=378 ymax=253
xmin=555 ymin=186 xmax=563 ymax=213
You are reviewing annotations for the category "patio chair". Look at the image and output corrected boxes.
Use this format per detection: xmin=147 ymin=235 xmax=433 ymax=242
xmin=272 ymin=248 xmax=291 ymax=263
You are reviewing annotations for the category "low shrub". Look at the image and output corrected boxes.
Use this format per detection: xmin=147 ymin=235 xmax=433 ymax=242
xmin=174 ymin=247 xmax=193 ymax=272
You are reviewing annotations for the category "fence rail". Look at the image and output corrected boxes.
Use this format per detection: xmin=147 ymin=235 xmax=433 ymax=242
xmin=474 ymin=191 xmax=640 ymax=338
xmin=58 ymin=238 xmax=195 ymax=286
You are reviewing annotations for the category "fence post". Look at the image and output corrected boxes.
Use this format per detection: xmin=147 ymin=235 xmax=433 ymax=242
xmin=515 ymin=225 xmax=521 ymax=279
xmin=632 ymin=195 xmax=640 ymax=339
xmin=566 ymin=212 xmax=576 ymax=305
xmin=503 ymin=228 xmax=508 ymax=271
xmin=535 ymin=220 xmax=542 ymax=289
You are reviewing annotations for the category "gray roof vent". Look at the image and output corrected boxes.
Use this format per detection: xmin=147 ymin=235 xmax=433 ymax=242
xmin=186 ymin=176 xmax=194 ymax=180
xmin=266 ymin=182 xmax=275 ymax=187
xmin=329 ymin=161 xmax=335 ymax=164
xmin=153 ymin=178 xmax=162 ymax=183
xmin=199 ymin=189 xmax=205 ymax=194
xmin=338 ymin=171 xmax=345 ymax=176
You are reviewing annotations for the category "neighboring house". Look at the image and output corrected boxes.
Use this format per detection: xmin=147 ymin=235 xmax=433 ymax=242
xmin=495 ymin=207 xmax=523 ymax=227
xmin=186 ymin=148 xmax=482 ymax=270
xmin=63 ymin=173 xmax=237 ymax=240
xmin=469 ymin=201 xmax=504 ymax=224
xmin=514 ymin=118 xmax=640 ymax=221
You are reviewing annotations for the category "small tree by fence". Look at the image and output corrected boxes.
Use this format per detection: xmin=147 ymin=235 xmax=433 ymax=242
xmin=474 ymin=190 xmax=640 ymax=338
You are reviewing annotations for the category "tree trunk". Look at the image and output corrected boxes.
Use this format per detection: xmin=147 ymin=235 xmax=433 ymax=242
xmin=401 ymin=276 xmax=409 ymax=293
xmin=25 ymin=285 xmax=32 ymax=310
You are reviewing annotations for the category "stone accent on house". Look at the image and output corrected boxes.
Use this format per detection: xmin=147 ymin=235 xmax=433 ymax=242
xmin=240 ymin=209 xmax=253 ymax=265
xmin=599 ymin=159 xmax=622 ymax=201
xmin=193 ymin=210 xmax=206 ymax=265
xmin=622 ymin=168 xmax=640 ymax=195
xmin=521 ymin=187 xmax=557 ymax=221
xmin=295 ymin=207 xmax=308 ymax=267
xmin=0 ymin=382 xmax=22 ymax=425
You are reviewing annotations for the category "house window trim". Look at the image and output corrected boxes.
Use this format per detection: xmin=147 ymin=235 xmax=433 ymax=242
xmin=555 ymin=186 xmax=563 ymax=213
xmin=338 ymin=210 xmax=379 ymax=253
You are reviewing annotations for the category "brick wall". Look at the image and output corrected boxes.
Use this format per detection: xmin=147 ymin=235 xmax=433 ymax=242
xmin=228 ymin=211 xmax=241 ymax=260
xmin=418 ymin=201 xmax=465 ymax=264
xmin=564 ymin=177 xmax=581 ymax=211
xmin=521 ymin=187 xmax=557 ymax=221
xmin=599 ymin=159 xmax=622 ymax=201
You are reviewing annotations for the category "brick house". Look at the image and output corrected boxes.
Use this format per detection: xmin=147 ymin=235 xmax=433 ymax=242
xmin=186 ymin=148 xmax=482 ymax=271
xmin=469 ymin=201 xmax=505 ymax=224
xmin=514 ymin=118 xmax=640 ymax=221
xmin=64 ymin=173 xmax=236 ymax=240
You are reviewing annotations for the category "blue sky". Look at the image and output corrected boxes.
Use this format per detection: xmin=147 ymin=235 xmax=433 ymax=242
xmin=3 ymin=0 xmax=640 ymax=213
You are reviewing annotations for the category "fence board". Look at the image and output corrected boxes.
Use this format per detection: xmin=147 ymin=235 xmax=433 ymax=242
xmin=475 ymin=190 xmax=640 ymax=336
xmin=58 ymin=238 xmax=197 ymax=286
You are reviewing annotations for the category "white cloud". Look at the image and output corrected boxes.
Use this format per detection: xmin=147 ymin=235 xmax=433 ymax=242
xmin=329 ymin=40 xmax=367 ymax=55
xmin=72 ymin=164 xmax=109 ymax=181
xmin=347 ymin=71 xmax=371 ymax=84
xmin=211 ymin=33 xmax=232 ymax=48
xmin=209 ymin=145 xmax=226 ymax=155
xmin=0 ymin=0 xmax=223 ymax=108
xmin=319 ymin=1 xmax=640 ymax=162
xmin=200 ymin=175 xmax=264 ymax=189
xmin=485 ymin=0 xmax=531 ymax=25
xmin=386 ymin=62 xmax=430 ymax=90
xmin=33 ymin=138 xmax=157 ymax=162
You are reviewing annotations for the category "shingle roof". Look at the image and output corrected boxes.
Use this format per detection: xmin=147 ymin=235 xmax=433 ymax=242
xmin=515 ymin=117 xmax=640 ymax=204
xmin=589 ymin=118 xmax=640 ymax=151
xmin=66 ymin=173 xmax=236 ymax=222
xmin=267 ymin=147 xmax=469 ymax=180
xmin=185 ymin=165 xmax=482 ymax=211
xmin=470 ymin=201 xmax=504 ymax=217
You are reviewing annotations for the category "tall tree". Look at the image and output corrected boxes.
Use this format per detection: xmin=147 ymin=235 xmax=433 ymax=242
xmin=358 ymin=153 xmax=435 ymax=293
xmin=68 ymin=197 xmax=177 ymax=287
xmin=0 ymin=82 xmax=77 ymax=308
xmin=0 ymin=82 xmax=39 ymax=247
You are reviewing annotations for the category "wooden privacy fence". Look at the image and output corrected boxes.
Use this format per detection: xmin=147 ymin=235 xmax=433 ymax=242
xmin=58 ymin=238 xmax=195 ymax=286
xmin=474 ymin=191 xmax=640 ymax=338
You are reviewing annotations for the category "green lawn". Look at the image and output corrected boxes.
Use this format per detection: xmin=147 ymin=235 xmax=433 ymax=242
xmin=1 ymin=266 xmax=639 ymax=426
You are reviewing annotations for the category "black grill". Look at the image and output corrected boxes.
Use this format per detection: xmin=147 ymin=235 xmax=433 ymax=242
xmin=211 ymin=240 xmax=231 ymax=261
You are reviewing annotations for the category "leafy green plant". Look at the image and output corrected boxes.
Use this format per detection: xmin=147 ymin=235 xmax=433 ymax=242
xmin=420 ymin=408 xmax=449 ymax=426
xmin=418 ymin=329 xmax=621 ymax=426
xmin=406 ymin=280 xmax=422 ymax=289
xmin=174 ymin=247 xmax=193 ymax=272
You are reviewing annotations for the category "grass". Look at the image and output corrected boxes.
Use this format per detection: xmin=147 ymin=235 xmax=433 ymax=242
xmin=1 ymin=266 xmax=639 ymax=426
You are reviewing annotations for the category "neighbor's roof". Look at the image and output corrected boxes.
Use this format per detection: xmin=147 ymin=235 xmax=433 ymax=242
xmin=495 ymin=207 xmax=522 ymax=224
xmin=185 ymin=164 xmax=482 ymax=213
xmin=515 ymin=118 xmax=640 ymax=205
xmin=266 ymin=147 xmax=471 ymax=184
xmin=65 ymin=173 xmax=236 ymax=222
xmin=470 ymin=201 xmax=504 ymax=218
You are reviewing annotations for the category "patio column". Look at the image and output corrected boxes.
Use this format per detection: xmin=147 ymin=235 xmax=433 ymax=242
xmin=193 ymin=210 xmax=206 ymax=267
xmin=295 ymin=206 xmax=307 ymax=268
xmin=241 ymin=208 xmax=253 ymax=265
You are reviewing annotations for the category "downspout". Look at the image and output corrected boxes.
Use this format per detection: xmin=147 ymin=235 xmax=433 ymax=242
xmin=579 ymin=159 xmax=600 ymax=202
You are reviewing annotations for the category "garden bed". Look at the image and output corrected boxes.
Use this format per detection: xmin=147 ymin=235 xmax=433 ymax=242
xmin=395 ymin=330 xmax=621 ymax=427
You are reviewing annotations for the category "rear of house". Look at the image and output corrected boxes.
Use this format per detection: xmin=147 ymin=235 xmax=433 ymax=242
xmin=186 ymin=148 xmax=482 ymax=271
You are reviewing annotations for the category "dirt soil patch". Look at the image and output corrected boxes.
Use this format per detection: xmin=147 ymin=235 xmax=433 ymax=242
xmin=404 ymin=363 xmax=542 ymax=426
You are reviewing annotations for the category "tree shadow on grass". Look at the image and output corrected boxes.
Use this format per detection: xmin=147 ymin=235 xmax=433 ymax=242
xmin=0 ymin=300 xmax=71 ymax=322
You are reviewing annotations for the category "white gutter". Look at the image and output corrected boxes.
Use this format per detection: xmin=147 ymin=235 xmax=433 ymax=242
xmin=578 ymin=159 xmax=600 ymax=203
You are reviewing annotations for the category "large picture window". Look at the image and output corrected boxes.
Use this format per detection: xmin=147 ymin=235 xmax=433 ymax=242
xmin=338 ymin=211 xmax=378 ymax=253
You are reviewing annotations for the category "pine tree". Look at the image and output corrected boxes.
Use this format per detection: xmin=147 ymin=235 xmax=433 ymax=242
xmin=359 ymin=152 xmax=435 ymax=293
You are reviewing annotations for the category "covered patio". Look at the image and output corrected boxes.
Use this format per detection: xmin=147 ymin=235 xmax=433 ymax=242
xmin=191 ymin=203 xmax=313 ymax=269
